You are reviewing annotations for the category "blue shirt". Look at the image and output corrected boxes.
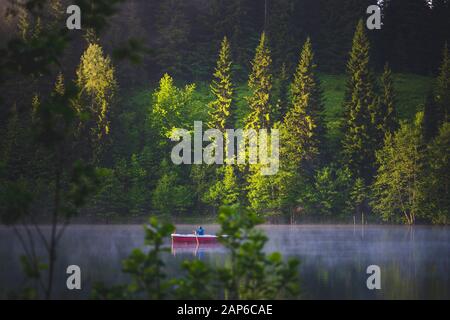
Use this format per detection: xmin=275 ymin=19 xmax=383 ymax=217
xmin=197 ymin=227 xmax=204 ymax=235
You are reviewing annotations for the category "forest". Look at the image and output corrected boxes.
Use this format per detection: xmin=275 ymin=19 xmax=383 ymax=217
xmin=0 ymin=0 xmax=449 ymax=302
xmin=0 ymin=0 xmax=449 ymax=228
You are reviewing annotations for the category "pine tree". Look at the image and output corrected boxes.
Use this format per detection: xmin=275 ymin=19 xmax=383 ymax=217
xmin=376 ymin=63 xmax=398 ymax=142
xmin=342 ymin=20 xmax=377 ymax=183
xmin=204 ymin=37 xmax=239 ymax=211
xmin=75 ymin=43 xmax=117 ymax=160
xmin=272 ymin=63 xmax=290 ymax=123
xmin=283 ymin=37 xmax=325 ymax=170
xmin=245 ymin=32 xmax=273 ymax=130
xmin=208 ymin=37 xmax=234 ymax=131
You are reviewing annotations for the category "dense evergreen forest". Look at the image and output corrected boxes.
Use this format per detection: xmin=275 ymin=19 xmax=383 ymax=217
xmin=0 ymin=0 xmax=449 ymax=226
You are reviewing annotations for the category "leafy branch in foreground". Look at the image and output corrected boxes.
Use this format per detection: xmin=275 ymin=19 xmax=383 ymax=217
xmin=0 ymin=0 xmax=135 ymax=299
xmin=93 ymin=205 xmax=299 ymax=300
xmin=214 ymin=205 xmax=299 ymax=300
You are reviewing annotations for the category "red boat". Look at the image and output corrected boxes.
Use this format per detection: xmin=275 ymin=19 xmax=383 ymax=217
xmin=171 ymin=233 xmax=221 ymax=244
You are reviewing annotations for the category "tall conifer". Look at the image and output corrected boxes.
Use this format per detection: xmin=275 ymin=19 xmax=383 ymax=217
xmin=208 ymin=37 xmax=234 ymax=131
xmin=342 ymin=20 xmax=377 ymax=183
xmin=283 ymin=37 xmax=324 ymax=169
xmin=245 ymin=32 xmax=273 ymax=130
xmin=375 ymin=63 xmax=398 ymax=146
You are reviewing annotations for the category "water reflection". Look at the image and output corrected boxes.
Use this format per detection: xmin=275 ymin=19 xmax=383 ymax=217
xmin=0 ymin=224 xmax=448 ymax=299
xmin=171 ymin=242 xmax=225 ymax=257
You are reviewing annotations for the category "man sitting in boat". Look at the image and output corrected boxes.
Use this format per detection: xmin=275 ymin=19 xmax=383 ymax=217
xmin=195 ymin=226 xmax=205 ymax=236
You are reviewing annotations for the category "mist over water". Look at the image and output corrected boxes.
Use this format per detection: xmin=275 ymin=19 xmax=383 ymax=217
xmin=0 ymin=224 xmax=448 ymax=299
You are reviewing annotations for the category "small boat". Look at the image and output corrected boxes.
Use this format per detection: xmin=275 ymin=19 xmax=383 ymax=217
xmin=171 ymin=233 xmax=221 ymax=244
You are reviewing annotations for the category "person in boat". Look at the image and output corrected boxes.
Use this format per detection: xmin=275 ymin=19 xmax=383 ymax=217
xmin=195 ymin=226 xmax=205 ymax=236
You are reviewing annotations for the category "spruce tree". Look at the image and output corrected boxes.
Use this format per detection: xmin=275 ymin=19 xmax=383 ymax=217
xmin=283 ymin=37 xmax=324 ymax=169
xmin=244 ymin=32 xmax=273 ymax=130
xmin=342 ymin=20 xmax=377 ymax=183
xmin=376 ymin=63 xmax=398 ymax=143
xmin=208 ymin=36 xmax=234 ymax=131
xmin=205 ymin=37 xmax=239 ymax=208
xmin=272 ymin=63 xmax=290 ymax=123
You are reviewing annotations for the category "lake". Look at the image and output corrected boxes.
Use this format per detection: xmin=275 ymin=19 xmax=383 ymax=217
xmin=0 ymin=224 xmax=449 ymax=299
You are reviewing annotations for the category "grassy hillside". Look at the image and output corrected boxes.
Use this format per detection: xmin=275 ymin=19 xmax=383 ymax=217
xmin=129 ymin=73 xmax=432 ymax=135
xmin=320 ymin=73 xmax=432 ymax=143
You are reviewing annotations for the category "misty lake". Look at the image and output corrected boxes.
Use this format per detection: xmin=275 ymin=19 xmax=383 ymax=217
xmin=0 ymin=224 xmax=449 ymax=299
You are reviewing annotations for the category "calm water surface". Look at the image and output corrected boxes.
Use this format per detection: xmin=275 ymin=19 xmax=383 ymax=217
xmin=0 ymin=224 xmax=448 ymax=299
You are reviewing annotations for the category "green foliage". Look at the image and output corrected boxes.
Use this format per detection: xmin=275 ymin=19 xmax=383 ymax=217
xmin=372 ymin=113 xmax=426 ymax=224
xmin=66 ymin=161 xmax=104 ymax=214
xmin=151 ymin=73 xmax=198 ymax=138
xmin=283 ymin=37 xmax=325 ymax=168
xmin=174 ymin=259 xmax=218 ymax=299
xmin=246 ymin=163 xmax=295 ymax=213
xmin=423 ymin=93 xmax=440 ymax=142
xmin=203 ymin=165 xmax=240 ymax=208
xmin=152 ymin=168 xmax=194 ymax=215
xmin=342 ymin=20 xmax=377 ymax=183
xmin=297 ymin=166 xmax=355 ymax=218
xmin=435 ymin=42 xmax=450 ymax=122
xmin=245 ymin=32 xmax=273 ymax=130
xmin=421 ymin=123 xmax=450 ymax=224
xmin=0 ymin=179 xmax=33 ymax=225
xmin=208 ymin=36 xmax=234 ymax=131
xmin=246 ymin=38 xmax=326 ymax=214
xmin=0 ymin=0 xmax=138 ymax=300
xmin=215 ymin=205 xmax=299 ymax=299
xmin=93 ymin=205 xmax=299 ymax=299
xmin=76 ymin=43 xmax=116 ymax=137
xmin=377 ymin=63 xmax=398 ymax=137
xmin=423 ymin=43 xmax=450 ymax=142
xmin=95 ymin=154 xmax=150 ymax=215
xmin=272 ymin=63 xmax=290 ymax=122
